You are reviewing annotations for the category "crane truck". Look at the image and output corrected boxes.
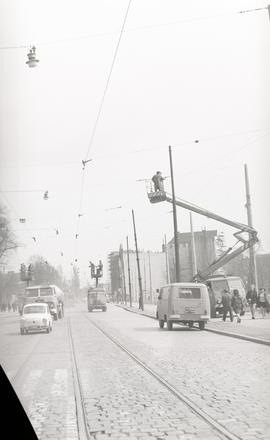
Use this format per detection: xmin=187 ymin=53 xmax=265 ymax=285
xmin=146 ymin=182 xmax=258 ymax=317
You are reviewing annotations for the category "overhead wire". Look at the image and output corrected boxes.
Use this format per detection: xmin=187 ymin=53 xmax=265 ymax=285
xmin=2 ymin=3 xmax=268 ymax=266
xmin=75 ymin=0 xmax=132 ymax=247
xmin=1 ymin=126 xmax=269 ymax=170
xmin=0 ymin=6 xmax=267 ymax=50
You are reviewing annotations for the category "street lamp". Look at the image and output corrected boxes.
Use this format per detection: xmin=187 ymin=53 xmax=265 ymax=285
xmin=26 ymin=46 xmax=39 ymax=68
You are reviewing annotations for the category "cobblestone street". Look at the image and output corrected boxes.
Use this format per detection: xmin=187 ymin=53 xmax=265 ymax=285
xmin=0 ymin=302 xmax=269 ymax=439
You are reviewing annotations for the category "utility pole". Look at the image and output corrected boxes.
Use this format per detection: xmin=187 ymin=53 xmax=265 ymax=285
xmin=119 ymin=244 xmax=127 ymax=305
xmin=148 ymin=251 xmax=153 ymax=303
xmin=143 ymin=259 xmax=147 ymax=302
xmin=169 ymin=145 xmax=180 ymax=282
xmin=132 ymin=209 xmax=144 ymax=310
xmin=126 ymin=236 xmax=132 ymax=307
xmin=164 ymin=234 xmax=170 ymax=283
xmin=244 ymin=164 xmax=258 ymax=291
xmin=189 ymin=212 xmax=198 ymax=277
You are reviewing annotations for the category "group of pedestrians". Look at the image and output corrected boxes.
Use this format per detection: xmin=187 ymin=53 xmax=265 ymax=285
xmin=222 ymin=289 xmax=243 ymax=323
xmin=0 ymin=302 xmax=17 ymax=312
xmin=246 ymin=284 xmax=269 ymax=319
xmin=221 ymin=284 xmax=269 ymax=323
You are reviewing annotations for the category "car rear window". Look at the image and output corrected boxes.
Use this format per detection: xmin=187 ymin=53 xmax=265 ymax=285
xmin=40 ymin=287 xmax=54 ymax=296
xmin=176 ymin=288 xmax=201 ymax=299
xmin=26 ymin=289 xmax=39 ymax=297
xmin=24 ymin=306 xmax=46 ymax=314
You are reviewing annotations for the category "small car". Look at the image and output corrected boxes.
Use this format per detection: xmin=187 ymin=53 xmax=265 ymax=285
xmin=20 ymin=303 xmax=53 ymax=334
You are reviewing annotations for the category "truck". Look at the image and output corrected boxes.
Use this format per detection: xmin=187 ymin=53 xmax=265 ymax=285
xmin=87 ymin=287 xmax=107 ymax=312
xmin=146 ymin=181 xmax=258 ymax=317
xmin=23 ymin=285 xmax=65 ymax=320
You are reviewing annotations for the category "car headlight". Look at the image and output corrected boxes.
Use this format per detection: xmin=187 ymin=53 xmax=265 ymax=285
xmin=42 ymin=319 xmax=47 ymax=325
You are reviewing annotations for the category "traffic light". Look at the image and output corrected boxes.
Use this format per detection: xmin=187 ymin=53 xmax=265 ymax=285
xmin=28 ymin=264 xmax=34 ymax=280
xmin=90 ymin=262 xmax=95 ymax=278
xmin=20 ymin=264 xmax=26 ymax=281
xmin=97 ymin=261 xmax=103 ymax=277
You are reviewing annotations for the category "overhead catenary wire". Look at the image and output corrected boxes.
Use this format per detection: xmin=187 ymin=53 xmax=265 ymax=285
xmin=0 ymin=6 xmax=267 ymax=51
xmin=75 ymin=0 xmax=132 ymax=244
xmin=1 ymin=126 xmax=269 ymax=169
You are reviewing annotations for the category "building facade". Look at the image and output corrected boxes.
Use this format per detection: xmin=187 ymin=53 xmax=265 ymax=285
xmin=108 ymin=249 xmax=167 ymax=304
xmin=167 ymin=229 xmax=218 ymax=282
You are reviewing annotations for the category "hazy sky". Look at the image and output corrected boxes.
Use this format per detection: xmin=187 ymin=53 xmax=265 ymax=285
xmin=0 ymin=0 xmax=269 ymax=285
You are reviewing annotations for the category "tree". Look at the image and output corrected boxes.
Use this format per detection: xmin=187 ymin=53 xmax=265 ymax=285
xmin=0 ymin=203 xmax=18 ymax=262
xmin=28 ymin=255 xmax=64 ymax=287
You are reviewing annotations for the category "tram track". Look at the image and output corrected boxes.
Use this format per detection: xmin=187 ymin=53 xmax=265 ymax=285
xmin=83 ymin=313 xmax=242 ymax=440
xmin=67 ymin=317 xmax=91 ymax=440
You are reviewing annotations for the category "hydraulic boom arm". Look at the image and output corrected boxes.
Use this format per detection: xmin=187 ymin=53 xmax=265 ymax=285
xmin=146 ymin=184 xmax=258 ymax=280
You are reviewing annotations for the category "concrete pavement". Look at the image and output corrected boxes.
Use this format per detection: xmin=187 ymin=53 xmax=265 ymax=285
xmin=116 ymin=303 xmax=270 ymax=346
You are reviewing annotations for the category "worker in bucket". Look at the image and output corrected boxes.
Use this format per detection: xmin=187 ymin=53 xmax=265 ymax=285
xmin=152 ymin=171 xmax=165 ymax=192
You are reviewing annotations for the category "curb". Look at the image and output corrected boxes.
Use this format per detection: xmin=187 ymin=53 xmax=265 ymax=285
xmin=116 ymin=304 xmax=270 ymax=347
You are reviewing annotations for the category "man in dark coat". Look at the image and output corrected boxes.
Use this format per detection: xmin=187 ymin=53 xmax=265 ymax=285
xmin=246 ymin=284 xmax=257 ymax=319
xmin=152 ymin=171 xmax=165 ymax=192
xmin=221 ymin=289 xmax=233 ymax=322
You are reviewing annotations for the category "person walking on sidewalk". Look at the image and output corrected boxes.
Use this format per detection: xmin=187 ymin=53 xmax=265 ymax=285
xmin=246 ymin=284 xmax=257 ymax=319
xmin=231 ymin=289 xmax=243 ymax=323
xmin=221 ymin=289 xmax=233 ymax=322
xmin=257 ymin=288 xmax=267 ymax=319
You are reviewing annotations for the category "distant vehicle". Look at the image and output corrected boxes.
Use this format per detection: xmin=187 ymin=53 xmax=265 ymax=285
xmin=205 ymin=275 xmax=247 ymax=317
xmin=20 ymin=303 xmax=53 ymax=334
xmin=87 ymin=288 xmax=107 ymax=312
xmin=24 ymin=285 xmax=64 ymax=320
xmin=156 ymin=282 xmax=210 ymax=331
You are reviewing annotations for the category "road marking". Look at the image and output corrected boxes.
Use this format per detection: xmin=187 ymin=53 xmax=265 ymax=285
xmin=22 ymin=369 xmax=42 ymax=398
xmin=51 ymin=368 xmax=68 ymax=397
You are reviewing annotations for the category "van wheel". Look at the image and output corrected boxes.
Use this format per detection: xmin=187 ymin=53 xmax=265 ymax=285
xmin=199 ymin=321 xmax=205 ymax=330
xmin=158 ymin=319 xmax=165 ymax=328
xmin=167 ymin=321 xmax=173 ymax=331
xmin=188 ymin=322 xmax=194 ymax=328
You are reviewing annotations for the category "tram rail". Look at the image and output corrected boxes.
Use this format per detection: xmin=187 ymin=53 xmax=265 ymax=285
xmin=83 ymin=313 xmax=242 ymax=440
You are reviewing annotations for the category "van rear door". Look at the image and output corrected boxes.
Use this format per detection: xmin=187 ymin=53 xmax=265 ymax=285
xmin=172 ymin=286 xmax=202 ymax=316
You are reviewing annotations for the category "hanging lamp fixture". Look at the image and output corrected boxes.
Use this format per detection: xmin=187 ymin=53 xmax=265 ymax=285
xmin=26 ymin=46 xmax=39 ymax=68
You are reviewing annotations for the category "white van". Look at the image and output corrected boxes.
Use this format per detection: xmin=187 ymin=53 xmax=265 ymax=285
xmin=156 ymin=282 xmax=210 ymax=330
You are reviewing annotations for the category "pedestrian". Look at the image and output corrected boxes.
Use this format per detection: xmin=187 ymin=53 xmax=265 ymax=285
xmin=231 ymin=289 xmax=243 ymax=323
xmin=266 ymin=290 xmax=270 ymax=314
xmin=257 ymin=288 xmax=267 ymax=319
xmin=8 ymin=303 xmax=11 ymax=312
xmin=221 ymin=289 xmax=233 ymax=322
xmin=152 ymin=171 xmax=165 ymax=192
xmin=246 ymin=284 xmax=257 ymax=319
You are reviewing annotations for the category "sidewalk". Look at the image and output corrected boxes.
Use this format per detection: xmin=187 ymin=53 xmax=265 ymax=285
xmin=116 ymin=302 xmax=270 ymax=346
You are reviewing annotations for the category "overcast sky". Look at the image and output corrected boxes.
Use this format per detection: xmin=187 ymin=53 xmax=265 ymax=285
xmin=0 ymin=0 xmax=269 ymax=285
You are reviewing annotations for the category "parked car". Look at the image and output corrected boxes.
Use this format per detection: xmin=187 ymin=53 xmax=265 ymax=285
xmin=20 ymin=303 xmax=53 ymax=334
